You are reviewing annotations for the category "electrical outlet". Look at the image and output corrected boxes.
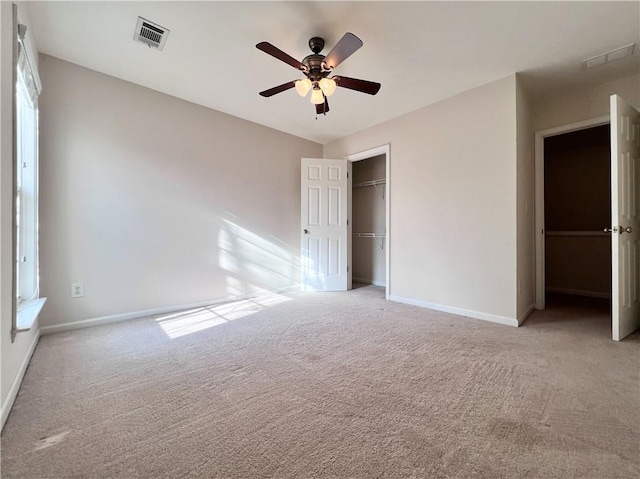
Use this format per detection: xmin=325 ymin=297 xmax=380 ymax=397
xmin=71 ymin=282 xmax=84 ymax=298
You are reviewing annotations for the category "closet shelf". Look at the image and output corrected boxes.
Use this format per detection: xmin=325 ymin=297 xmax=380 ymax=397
xmin=545 ymin=231 xmax=609 ymax=237
xmin=353 ymin=233 xmax=386 ymax=249
xmin=354 ymin=179 xmax=386 ymax=199
xmin=353 ymin=179 xmax=386 ymax=189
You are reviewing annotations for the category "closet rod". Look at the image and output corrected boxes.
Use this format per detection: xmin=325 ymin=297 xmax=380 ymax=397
xmin=545 ymin=231 xmax=608 ymax=237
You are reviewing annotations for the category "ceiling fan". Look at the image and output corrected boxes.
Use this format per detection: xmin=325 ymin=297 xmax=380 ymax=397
xmin=256 ymin=33 xmax=381 ymax=115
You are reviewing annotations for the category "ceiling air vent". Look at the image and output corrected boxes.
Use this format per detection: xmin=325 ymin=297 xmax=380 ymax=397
xmin=134 ymin=17 xmax=169 ymax=51
xmin=582 ymin=43 xmax=635 ymax=69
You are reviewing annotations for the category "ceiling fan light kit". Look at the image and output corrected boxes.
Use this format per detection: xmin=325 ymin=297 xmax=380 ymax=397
xmin=318 ymin=77 xmax=337 ymax=97
xmin=310 ymin=87 xmax=325 ymax=105
xmin=257 ymin=33 xmax=381 ymax=115
xmin=295 ymin=78 xmax=313 ymax=97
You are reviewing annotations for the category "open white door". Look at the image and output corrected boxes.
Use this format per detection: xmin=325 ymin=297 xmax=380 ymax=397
xmin=301 ymin=158 xmax=351 ymax=291
xmin=610 ymin=95 xmax=640 ymax=341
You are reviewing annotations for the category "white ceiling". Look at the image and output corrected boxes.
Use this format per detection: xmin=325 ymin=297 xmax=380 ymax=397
xmin=25 ymin=1 xmax=640 ymax=144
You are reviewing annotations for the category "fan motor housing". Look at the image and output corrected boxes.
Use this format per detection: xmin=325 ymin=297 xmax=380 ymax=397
xmin=303 ymin=37 xmax=330 ymax=81
xmin=302 ymin=54 xmax=329 ymax=81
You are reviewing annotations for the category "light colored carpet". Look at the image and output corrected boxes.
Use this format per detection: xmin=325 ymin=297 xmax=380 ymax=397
xmin=1 ymin=286 xmax=638 ymax=478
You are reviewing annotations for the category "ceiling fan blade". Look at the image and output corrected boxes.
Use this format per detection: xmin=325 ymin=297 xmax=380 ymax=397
xmin=259 ymin=81 xmax=296 ymax=97
xmin=323 ymin=33 xmax=363 ymax=69
xmin=334 ymin=76 xmax=381 ymax=95
xmin=315 ymin=97 xmax=330 ymax=115
xmin=256 ymin=42 xmax=304 ymax=70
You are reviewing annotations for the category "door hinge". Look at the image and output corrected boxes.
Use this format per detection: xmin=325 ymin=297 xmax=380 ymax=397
xmin=347 ymin=219 xmax=349 ymax=226
xmin=347 ymin=266 xmax=349 ymax=272
xmin=347 ymin=172 xmax=349 ymax=178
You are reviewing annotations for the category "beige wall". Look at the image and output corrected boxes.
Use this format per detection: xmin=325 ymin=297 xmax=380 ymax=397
xmin=533 ymin=74 xmax=640 ymax=132
xmin=38 ymin=55 xmax=322 ymax=328
xmin=0 ymin=2 xmax=41 ymax=421
xmin=352 ymin=154 xmax=386 ymax=286
xmin=516 ymin=76 xmax=535 ymax=320
xmin=325 ymin=75 xmax=519 ymax=322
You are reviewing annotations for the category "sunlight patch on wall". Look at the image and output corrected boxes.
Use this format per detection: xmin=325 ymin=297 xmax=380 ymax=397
xmin=155 ymin=292 xmax=293 ymax=339
xmin=218 ymin=218 xmax=298 ymax=296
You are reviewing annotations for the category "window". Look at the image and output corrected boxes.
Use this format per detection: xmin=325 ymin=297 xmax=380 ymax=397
xmin=16 ymin=45 xmax=39 ymax=303
xmin=12 ymin=17 xmax=43 ymax=339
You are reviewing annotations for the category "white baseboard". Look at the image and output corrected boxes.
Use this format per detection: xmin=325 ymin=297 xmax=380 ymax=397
xmin=1 ymin=329 xmax=40 ymax=431
xmin=353 ymin=277 xmax=386 ymax=287
xmin=388 ymin=295 xmax=519 ymax=327
xmin=518 ymin=303 xmax=536 ymax=325
xmin=41 ymin=286 xmax=300 ymax=335
xmin=546 ymin=287 xmax=610 ymax=299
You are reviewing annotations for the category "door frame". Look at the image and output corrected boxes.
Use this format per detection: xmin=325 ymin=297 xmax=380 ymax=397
xmin=534 ymin=115 xmax=610 ymax=309
xmin=346 ymin=144 xmax=391 ymax=300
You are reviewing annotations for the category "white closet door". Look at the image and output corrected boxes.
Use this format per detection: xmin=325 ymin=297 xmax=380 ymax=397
xmin=610 ymin=94 xmax=640 ymax=340
xmin=301 ymin=158 xmax=351 ymax=291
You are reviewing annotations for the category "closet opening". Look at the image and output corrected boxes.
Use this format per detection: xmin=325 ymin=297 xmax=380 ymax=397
xmin=347 ymin=145 xmax=390 ymax=299
xmin=542 ymin=123 xmax=611 ymax=314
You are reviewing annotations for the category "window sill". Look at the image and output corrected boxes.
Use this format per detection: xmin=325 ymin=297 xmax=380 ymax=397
xmin=16 ymin=297 xmax=46 ymax=331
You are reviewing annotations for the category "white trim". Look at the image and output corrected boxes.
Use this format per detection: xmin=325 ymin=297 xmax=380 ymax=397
xmin=16 ymin=296 xmax=46 ymax=330
xmin=40 ymin=287 xmax=299 ymax=335
xmin=1 ymin=329 xmax=40 ymax=431
xmin=546 ymin=287 xmax=610 ymax=299
xmin=518 ymin=303 xmax=536 ymax=325
xmin=353 ymin=277 xmax=386 ymax=287
xmin=389 ymin=294 xmax=519 ymax=327
xmin=346 ymin=144 xmax=391 ymax=300
xmin=534 ymin=115 xmax=610 ymax=310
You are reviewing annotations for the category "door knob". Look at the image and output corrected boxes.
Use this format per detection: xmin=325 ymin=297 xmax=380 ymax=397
xmin=620 ymin=226 xmax=633 ymax=234
xmin=604 ymin=227 xmax=618 ymax=233
xmin=303 ymin=229 xmax=310 ymax=234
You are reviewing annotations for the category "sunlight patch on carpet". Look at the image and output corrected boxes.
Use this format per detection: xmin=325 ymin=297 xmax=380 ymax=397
xmin=33 ymin=431 xmax=71 ymax=451
xmin=155 ymin=293 xmax=293 ymax=339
